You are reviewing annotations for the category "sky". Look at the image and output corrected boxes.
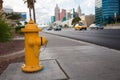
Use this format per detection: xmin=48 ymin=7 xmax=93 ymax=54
xmin=3 ymin=0 xmax=95 ymax=25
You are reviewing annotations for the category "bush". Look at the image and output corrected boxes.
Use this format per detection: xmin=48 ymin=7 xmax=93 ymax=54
xmin=15 ymin=26 xmax=24 ymax=34
xmin=0 ymin=19 xmax=12 ymax=42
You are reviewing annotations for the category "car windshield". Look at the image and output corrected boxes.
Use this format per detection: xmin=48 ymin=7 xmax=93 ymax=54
xmin=97 ymin=24 xmax=102 ymax=27
xmin=54 ymin=26 xmax=60 ymax=28
xmin=75 ymin=23 xmax=84 ymax=26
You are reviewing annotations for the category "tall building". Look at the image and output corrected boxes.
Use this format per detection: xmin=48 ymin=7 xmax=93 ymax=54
xmin=66 ymin=12 xmax=71 ymax=20
xmin=77 ymin=5 xmax=82 ymax=16
xmin=95 ymin=0 xmax=120 ymax=25
xmin=0 ymin=0 xmax=3 ymax=10
xmin=102 ymin=0 xmax=120 ymax=24
xmin=95 ymin=0 xmax=102 ymax=25
xmin=60 ymin=12 xmax=62 ymax=21
xmin=75 ymin=12 xmax=79 ymax=17
xmin=51 ymin=16 xmax=55 ymax=23
xmin=61 ymin=9 xmax=66 ymax=22
xmin=72 ymin=8 xmax=76 ymax=18
xmin=55 ymin=4 xmax=60 ymax=21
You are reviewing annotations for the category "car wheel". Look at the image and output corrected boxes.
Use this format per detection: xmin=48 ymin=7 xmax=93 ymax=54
xmin=101 ymin=28 xmax=103 ymax=30
xmin=84 ymin=28 xmax=87 ymax=30
xmin=79 ymin=28 xmax=82 ymax=30
xmin=95 ymin=27 xmax=98 ymax=30
xmin=75 ymin=29 xmax=77 ymax=31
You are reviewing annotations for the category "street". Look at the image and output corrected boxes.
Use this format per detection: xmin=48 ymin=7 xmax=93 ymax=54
xmin=44 ymin=28 xmax=120 ymax=50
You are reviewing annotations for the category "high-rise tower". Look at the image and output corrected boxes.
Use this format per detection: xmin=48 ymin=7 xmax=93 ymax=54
xmin=95 ymin=0 xmax=102 ymax=25
xmin=61 ymin=9 xmax=66 ymax=22
xmin=102 ymin=0 xmax=120 ymax=23
xmin=77 ymin=5 xmax=82 ymax=16
xmin=95 ymin=0 xmax=120 ymax=25
xmin=72 ymin=8 xmax=76 ymax=18
xmin=55 ymin=4 xmax=60 ymax=21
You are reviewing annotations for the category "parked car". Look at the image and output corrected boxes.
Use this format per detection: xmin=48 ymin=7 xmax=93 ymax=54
xmin=53 ymin=26 xmax=61 ymax=31
xmin=74 ymin=23 xmax=87 ymax=30
xmin=47 ymin=27 xmax=52 ymax=31
xmin=89 ymin=24 xmax=103 ymax=30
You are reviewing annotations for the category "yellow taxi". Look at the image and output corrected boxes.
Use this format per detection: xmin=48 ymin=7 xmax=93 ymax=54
xmin=74 ymin=23 xmax=87 ymax=30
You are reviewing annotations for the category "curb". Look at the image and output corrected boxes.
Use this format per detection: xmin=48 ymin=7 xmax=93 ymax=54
xmin=0 ymin=50 xmax=24 ymax=62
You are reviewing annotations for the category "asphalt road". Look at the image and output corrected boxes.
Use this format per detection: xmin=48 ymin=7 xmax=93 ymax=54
xmin=45 ymin=29 xmax=120 ymax=50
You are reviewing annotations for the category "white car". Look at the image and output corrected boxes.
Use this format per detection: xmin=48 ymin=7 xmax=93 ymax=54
xmin=89 ymin=24 xmax=103 ymax=30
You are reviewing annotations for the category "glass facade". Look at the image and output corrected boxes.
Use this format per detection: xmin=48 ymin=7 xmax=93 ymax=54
xmin=95 ymin=0 xmax=102 ymax=25
xmin=95 ymin=0 xmax=120 ymax=25
xmin=51 ymin=16 xmax=55 ymax=23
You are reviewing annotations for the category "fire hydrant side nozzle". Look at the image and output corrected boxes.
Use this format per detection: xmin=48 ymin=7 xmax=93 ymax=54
xmin=41 ymin=36 xmax=48 ymax=46
xmin=21 ymin=19 xmax=47 ymax=72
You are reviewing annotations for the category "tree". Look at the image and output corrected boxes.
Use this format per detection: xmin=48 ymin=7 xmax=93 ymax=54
xmin=23 ymin=0 xmax=36 ymax=23
xmin=71 ymin=17 xmax=81 ymax=27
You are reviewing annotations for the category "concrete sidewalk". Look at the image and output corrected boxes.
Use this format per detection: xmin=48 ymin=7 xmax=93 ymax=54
xmin=0 ymin=33 xmax=120 ymax=80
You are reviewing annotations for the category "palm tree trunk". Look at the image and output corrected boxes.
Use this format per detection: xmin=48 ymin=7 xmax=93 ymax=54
xmin=32 ymin=0 xmax=36 ymax=23
xmin=29 ymin=8 xmax=32 ymax=19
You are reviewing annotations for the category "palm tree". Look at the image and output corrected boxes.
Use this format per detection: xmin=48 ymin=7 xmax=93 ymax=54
xmin=71 ymin=16 xmax=81 ymax=27
xmin=32 ymin=0 xmax=36 ymax=23
xmin=23 ymin=0 xmax=36 ymax=23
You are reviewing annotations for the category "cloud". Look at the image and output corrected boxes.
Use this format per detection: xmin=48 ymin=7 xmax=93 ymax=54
xmin=82 ymin=0 xmax=95 ymax=7
xmin=80 ymin=0 xmax=95 ymax=14
xmin=3 ymin=0 xmax=28 ymax=12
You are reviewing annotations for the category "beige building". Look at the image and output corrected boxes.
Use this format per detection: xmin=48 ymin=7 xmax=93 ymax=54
xmin=61 ymin=15 xmax=95 ymax=27
xmin=80 ymin=15 xmax=95 ymax=27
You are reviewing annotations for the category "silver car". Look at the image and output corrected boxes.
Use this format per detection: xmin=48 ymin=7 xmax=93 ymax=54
xmin=89 ymin=24 xmax=103 ymax=30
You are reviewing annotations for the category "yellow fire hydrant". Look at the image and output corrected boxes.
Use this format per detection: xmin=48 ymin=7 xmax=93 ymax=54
xmin=21 ymin=19 xmax=47 ymax=72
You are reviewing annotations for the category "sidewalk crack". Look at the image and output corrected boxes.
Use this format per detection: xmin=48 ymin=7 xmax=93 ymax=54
xmin=55 ymin=59 xmax=70 ymax=80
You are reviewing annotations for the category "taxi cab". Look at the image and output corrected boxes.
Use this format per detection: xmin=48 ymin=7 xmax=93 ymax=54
xmin=74 ymin=23 xmax=87 ymax=30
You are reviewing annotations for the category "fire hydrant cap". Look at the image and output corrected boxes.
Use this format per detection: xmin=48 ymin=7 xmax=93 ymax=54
xmin=21 ymin=19 xmax=42 ymax=32
xmin=29 ymin=19 xmax=34 ymax=24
